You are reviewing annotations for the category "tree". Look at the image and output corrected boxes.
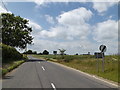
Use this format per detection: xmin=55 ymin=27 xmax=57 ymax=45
xmin=75 ymin=53 xmax=78 ymax=55
xmin=1 ymin=13 xmax=33 ymax=49
xmin=59 ymin=49 xmax=66 ymax=55
xmin=23 ymin=50 xmax=32 ymax=54
xmin=33 ymin=51 xmax=37 ymax=54
xmin=43 ymin=50 xmax=49 ymax=55
xmin=38 ymin=52 xmax=43 ymax=55
xmin=58 ymin=49 xmax=66 ymax=59
xmin=53 ymin=51 xmax=57 ymax=55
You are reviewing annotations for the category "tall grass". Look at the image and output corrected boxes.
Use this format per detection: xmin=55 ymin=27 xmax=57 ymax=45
xmin=33 ymin=54 xmax=119 ymax=83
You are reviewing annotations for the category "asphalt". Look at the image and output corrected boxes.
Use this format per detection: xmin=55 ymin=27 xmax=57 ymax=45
xmin=2 ymin=55 xmax=118 ymax=89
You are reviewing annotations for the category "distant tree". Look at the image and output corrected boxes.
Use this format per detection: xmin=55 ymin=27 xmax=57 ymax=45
xmin=43 ymin=50 xmax=49 ymax=55
xmin=38 ymin=52 xmax=43 ymax=55
xmin=1 ymin=13 xmax=33 ymax=49
xmin=75 ymin=53 xmax=78 ymax=55
xmin=26 ymin=50 xmax=32 ymax=54
xmin=33 ymin=51 xmax=37 ymax=54
xmin=59 ymin=49 xmax=66 ymax=55
xmin=58 ymin=49 xmax=66 ymax=59
xmin=53 ymin=51 xmax=57 ymax=55
xmin=23 ymin=50 xmax=32 ymax=54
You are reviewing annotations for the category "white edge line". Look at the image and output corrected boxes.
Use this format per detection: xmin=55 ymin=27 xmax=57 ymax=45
xmin=51 ymin=83 xmax=56 ymax=90
xmin=42 ymin=66 xmax=45 ymax=71
xmin=49 ymin=61 xmax=118 ymax=87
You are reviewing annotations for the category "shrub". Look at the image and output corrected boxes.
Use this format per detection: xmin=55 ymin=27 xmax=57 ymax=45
xmin=1 ymin=44 xmax=23 ymax=63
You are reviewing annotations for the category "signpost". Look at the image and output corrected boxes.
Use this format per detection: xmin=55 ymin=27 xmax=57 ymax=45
xmin=99 ymin=45 xmax=107 ymax=72
xmin=95 ymin=45 xmax=107 ymax=72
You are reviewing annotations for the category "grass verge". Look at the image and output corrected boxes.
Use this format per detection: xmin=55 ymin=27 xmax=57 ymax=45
xmin=2 ymin=60 xmax=25 ymax=76
xmin=32 ymin=55 xmax=119 ymax=83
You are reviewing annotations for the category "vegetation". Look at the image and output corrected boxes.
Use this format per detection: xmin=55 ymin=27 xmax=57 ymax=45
xmin=42 ymin=50 xmax=49 ymax=55
xmin=1 ymin=44 xmax=27 ymax=76
xmin=2 ymin=44 xmax=23 ymax=63
xmin=1 ymin=13 xmax=33 ymax=49
xmin=58 ymin=49 xmax=66 ymax=59
xmin=33 ymin=54 xmax=119 ymax=83
xmin=1 ymin=13 xmax=32 ymax=76
xmin=23 ymin=50 xmax=37 ymax=54
xmin=2 ymin=60 xmax=25 ymax=76
xmin=53 ymin=51 xmax=57 ymax=55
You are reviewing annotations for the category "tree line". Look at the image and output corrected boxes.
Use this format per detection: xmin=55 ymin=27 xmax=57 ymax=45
xmin=23 ymin=50 xmax=49 ymax=55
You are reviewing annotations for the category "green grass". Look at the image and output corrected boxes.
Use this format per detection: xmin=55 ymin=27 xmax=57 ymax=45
xmin=33 ymin=54 xmax=119 ymax=83
xmin=2 ymin=60 xmax=25 ymax=76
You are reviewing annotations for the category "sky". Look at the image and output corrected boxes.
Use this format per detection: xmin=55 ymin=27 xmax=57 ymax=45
xmin=0 ymin=0 xmax=119 ymax=55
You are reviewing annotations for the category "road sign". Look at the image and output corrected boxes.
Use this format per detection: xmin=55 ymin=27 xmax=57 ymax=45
xmin=99 ymin=45 xmax=107 ymax=52
xmin=94 ymin=52 xmax=104 ymax=58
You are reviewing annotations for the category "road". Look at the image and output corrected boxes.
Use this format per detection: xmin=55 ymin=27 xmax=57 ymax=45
xmin=2 ymin=56 xmax=118 ymax=89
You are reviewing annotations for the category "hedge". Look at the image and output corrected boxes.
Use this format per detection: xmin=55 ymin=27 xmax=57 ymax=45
xmin=1 ymin=44 xmax=23 ymax=63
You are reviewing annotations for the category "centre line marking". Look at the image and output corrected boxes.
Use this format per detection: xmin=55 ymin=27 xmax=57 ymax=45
xmin=42 ymin=66 xmax=45 ymax=71
xmin=51 ymin=83 xmax=56 ymax=90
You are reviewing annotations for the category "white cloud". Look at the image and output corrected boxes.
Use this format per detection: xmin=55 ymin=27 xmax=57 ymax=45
xmin=29 ymin=21 xmax=42 ymax=30
xmin=0 ymin=6 xmax=7 ymax=13
xmin=0 ymin=5 xmax=11 ymax=14
xmin=26 ymin=7 xmax=118 ymax=55
xmin=93 ymin=19 xmax=118 ymax=42
xmin=93 ymin=2 xmax=117 ymax=13
xmin=27 ymin=20 xmax=43 ymax=41
xmin=58 ymin=7 xmax=93 ymax=25
xmin=32 ymin=0 xmax=45 ymax=6
xmin=2 ymin=0 xmax=118 ymax=2
xmin=28 ymin=39 xmax=99 ymax=55
xmin=39 ymin=7 xmax=93 ymax=40
xmin=45 ymin=15 xmax=55 ymax=24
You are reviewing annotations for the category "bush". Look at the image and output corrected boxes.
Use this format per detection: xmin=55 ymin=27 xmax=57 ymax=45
xmin=1 ymin=44 xmax=23 ymax=63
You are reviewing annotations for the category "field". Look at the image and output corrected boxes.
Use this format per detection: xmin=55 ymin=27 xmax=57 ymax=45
xmin=33 ymin=54 xmax=119 ymax=83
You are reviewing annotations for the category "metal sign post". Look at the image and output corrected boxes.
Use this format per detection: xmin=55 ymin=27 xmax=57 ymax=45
xmin=99 ymin=45 xmax=107 ymax=72
xmin=102 ymin=52 xmax=105 ymax=72
xmin=97 ymin=53 xmax=99 ymax=72
xmin=95 ymin=52 xmax=104 ymax=72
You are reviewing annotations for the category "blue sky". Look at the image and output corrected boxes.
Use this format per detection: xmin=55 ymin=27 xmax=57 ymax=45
xmin=6 ymin=2 xmax=118 ymax=29
xmin=0 ymin=1 xmax=118 ymax=55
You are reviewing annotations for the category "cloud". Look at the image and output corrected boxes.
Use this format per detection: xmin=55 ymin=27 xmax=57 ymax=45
xmin=27 ymin=20 xmax=43 ymax=43
xmin=29 ymin=20 xmax=42 ymax=31
xmin=0 ymin=5 xmax=11 ymax=14
xmin=57 ymin=7 xmax=93 ymax=25
xmin=2 ymin=0 xmax=118 ymax=2
xmin=28 ymin=39 xmax=99 ymax=54
xmin=45 ymin=15 xmax=55 ymax=24
xmin=26 ymin=6 xmax=118 ymax=55
xmin=92 ymin=2 xmax=117 ymax=13
xmin=39 ymin=7 xmax=93 ymax=40
xmin=93 ymin=19 xmax=118 ymax=42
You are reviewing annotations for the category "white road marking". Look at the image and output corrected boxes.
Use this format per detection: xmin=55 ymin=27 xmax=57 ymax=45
xmin=51 ymin=83 xmax=56 ymax=90
xmin=38 ymin=62 xmax=41 ymax=63
xmin=42 ymin=66 xmax=45 ymax=71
